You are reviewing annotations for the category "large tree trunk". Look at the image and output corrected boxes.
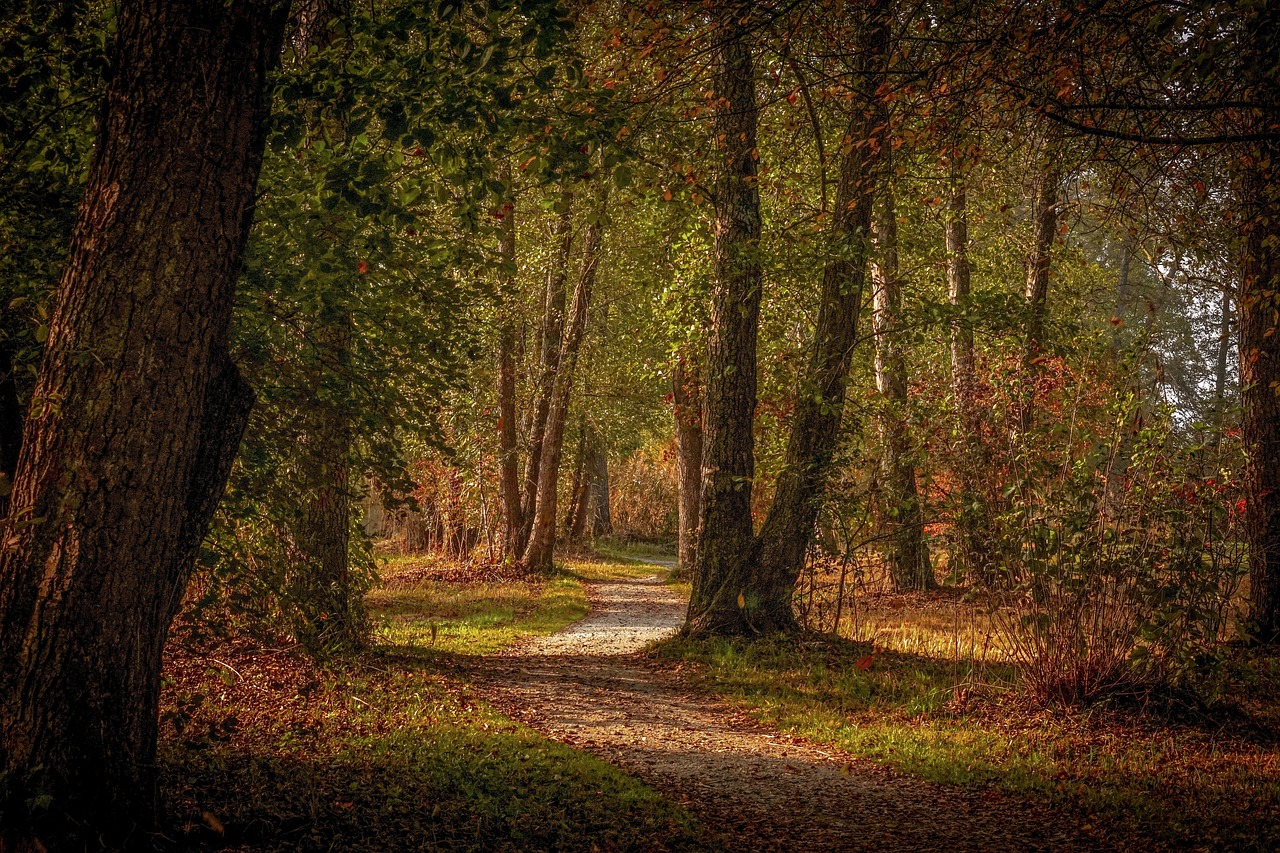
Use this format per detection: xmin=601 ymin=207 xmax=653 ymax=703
xmin=496 ymin=174 xmax=522 ymax=558
xmin=871 ymin=185 xmax=935 ymax=591
xmin=749 ymin=52 xmax=887 ymax=629
xmin=516 ymin=189 xmax=574 ymax=556
xmin=672 ymin=354 xmax=703 ymax=579
xmin=684 ymin=7 xmax=763 ymax=636
xmin=1240 ymin=13 xmax=1280 ymax=640
xmin=523 ymin=178 xmax=609 ymax=572
xmin=0 ymin=1 xmax=284 ymax=845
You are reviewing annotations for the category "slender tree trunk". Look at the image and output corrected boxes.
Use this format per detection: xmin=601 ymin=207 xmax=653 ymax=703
xmin=684 ymin=7 xmax=763 ymax=636
xmin=1240 ymin=16 xmax=1280 ymax=639
xmin=672 ymin=354 xmax=704 ymax=579
xmin=1111 ymin=241 xmax=1132 ymax=357
xmin=496 ymin=173 xmax=522 ymax=558
xmin=586 ymin=436 xmax=611 ymax=536
xmin=523 ymin=178 xmax=609 ymax=572
xmin=516 ymin=189 xmax=574 ymax=556
xmin=749 ymin=41 xmax=888 ymax=627
xmin=566 ymin=416 xmax=590 ymax=540
xmin=0 ymin=2 xmax=285 ymax=845
xmin=946 ymin=168 xmax=990 ymax=579
xmin=1022 ymin=154 xmax=1062 ymax=377
xmin=870 ymin=185 xmax=935 ymax=591
xmin=1214 ymin=286 xmax=1233 ymax=429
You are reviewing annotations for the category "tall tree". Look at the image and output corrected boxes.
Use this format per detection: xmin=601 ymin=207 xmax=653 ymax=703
xmin=685 ymin=4 xmax=764 ymax=635
xmin=517 ymin=188 xmax=574 ymax=555
xmin=671 ymin=352 xmax=703 ymax=578
xmin=0 ymin=0 xmax=287 ymax=845
xmin=524 ymin=176 xmax=610 ymax=572
xmin=496 ymin=174 xmax=523 ymax=558
xmin=870 ymin=183 xmax=935 ymax=590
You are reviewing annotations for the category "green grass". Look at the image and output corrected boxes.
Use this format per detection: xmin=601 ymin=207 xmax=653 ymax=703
xmin=156 ymin=554 xmax=708 ymax=851
xmin=159 ymin=647 xmax=708 ymax=851
xmin=366 ymin=573 xmax=588 ymax=655
xmin=657 ymin=632 xmax=1280 ymax=850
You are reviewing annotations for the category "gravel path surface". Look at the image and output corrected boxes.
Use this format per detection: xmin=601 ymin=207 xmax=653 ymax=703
xmin=470 ymin=562 xmax=1122 ymax=852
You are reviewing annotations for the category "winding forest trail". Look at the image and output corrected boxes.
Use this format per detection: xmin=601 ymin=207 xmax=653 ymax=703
xmin=471 ymin=560 xmax=1117 ymax=852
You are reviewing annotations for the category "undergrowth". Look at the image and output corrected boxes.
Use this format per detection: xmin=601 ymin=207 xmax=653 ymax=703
xmin=656 ymin=631 xmax=1280 ymax=850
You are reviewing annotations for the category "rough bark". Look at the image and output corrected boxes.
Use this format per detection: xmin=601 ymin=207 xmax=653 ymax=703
xmin=672 ymin=354 xmax=704 ymax=579
xmin=523 ymin=178 xmax=609 ymax=572
xmin=684 ymin=7 xmax=764 ymax=636
xmin=0 ymin=1 xmax=285 ymax=845
xmin=750 ymin=84 xmax=886 ymax=628
xmin=516 ymin=188 xmax=574 ymax=556
xmin=496 ymin=174 xmax=522 ymax=558
xmin=1240 ymin=15 xmax=1280 ymax=640
xmin=870 ymin=185 xmax=935 ymax=591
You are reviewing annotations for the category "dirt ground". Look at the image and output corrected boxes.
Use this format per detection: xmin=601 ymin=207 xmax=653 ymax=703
xmin=469 ymin=566 xmax=1127 ymax=852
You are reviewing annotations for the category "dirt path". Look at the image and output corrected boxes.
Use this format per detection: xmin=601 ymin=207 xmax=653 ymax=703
xmin=471 ymin=563 xmax=1117 ymax=852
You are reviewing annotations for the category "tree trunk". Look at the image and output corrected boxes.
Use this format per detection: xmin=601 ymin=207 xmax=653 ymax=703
xmin=586 ymin=435 xmax=611 ymax=537
xmin=1023 ymin=156 xmax=1062 ymax=366
xmin=871 ymin=185 xmax=935 ymax=591
xmin=516 ymin=188 xmax=574 ymax=556
xmin=496 ymin=173 xmax=522 ymax=558
xmin=0 ymin=1 xmax=284 ymax=845
xmin=684 ymin=7 xmax=764 ymax=636
xmin=565 ymin=416 xmax=590 ymax=540
xmin=1240 ymin=19 xmax=1280 ymax=640
xmin=1214 ymin=285 xmax=1232 ymax=429
xmin=293 ymin=321 xmax=360 ymax=649
xmin=672 ymin=354 xmax=703 ymax=579
xmin=0 ymin=341 xmax=22 ymax=516
xmin=523 ymin=178 xmax=609 ymax=572
xmin=749 ymin=57 xmax=887 ymax=628
xmin=946 ymin=168 xmax=990 ymax=579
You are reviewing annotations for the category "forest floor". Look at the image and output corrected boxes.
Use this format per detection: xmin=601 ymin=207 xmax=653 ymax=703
xmin=468 ymin=557 xmax=1121 ymax=852
xmin=155 ymin=551 xmax=1280 ymax=850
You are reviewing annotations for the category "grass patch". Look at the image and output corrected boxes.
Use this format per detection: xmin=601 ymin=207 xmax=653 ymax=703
xmin=365 ymin=558 xmax=589 ymax=655
xmin=158 ymin=645 xmax=708 ymax=851
xmin=656 ymin=630 xmax=1280 ymax=849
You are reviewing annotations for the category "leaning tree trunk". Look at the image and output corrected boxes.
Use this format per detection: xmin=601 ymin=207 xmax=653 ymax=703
xmin=517 ymin=188 xmax=574 ymax=556
xmin=684 ymin=6 xmax=764 ymax=636
xmin=749 ymin=33 xmax=888 ymax=629
xmin=672 ymin=353 xmax=704 ymax=579
xmin=1240 ymin=16 xmax=1280 ymax=641
xmin=523 ymin=178 xmax=609 ymax=572
xmin=496 ymin=172 xmax=522 ymax=558
xmin=870 ymin=185 xmax=935 ymax=591
xmin=0 ymin=1 xmax=285 ymax=846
